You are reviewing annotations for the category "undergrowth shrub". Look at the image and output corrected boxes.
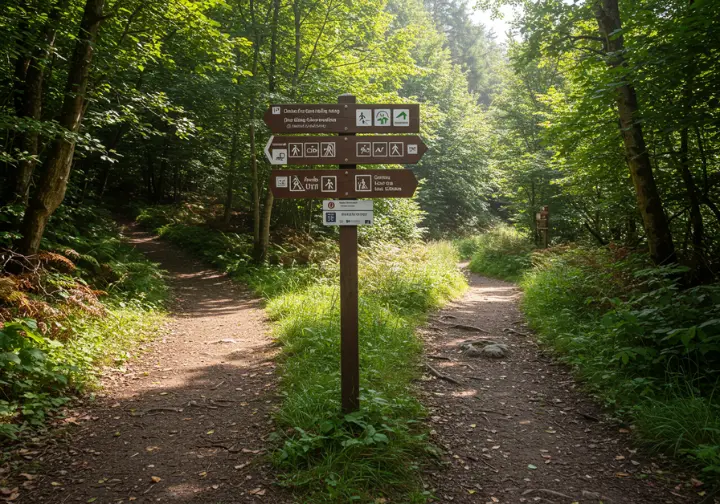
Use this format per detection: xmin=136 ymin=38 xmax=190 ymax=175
xmin=1 ymin=205 xmax=167 ymax=439
xmin=521 ymin=245 xmax=720 ymax=476
xmin=466 ymin=226 xmax=534 ymax=281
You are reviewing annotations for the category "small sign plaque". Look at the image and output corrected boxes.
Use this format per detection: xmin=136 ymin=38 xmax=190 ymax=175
xmin=323 ymin=201 xmax=374 ymax=226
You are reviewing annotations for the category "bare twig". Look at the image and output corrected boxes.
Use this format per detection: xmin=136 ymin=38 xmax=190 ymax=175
xmin=478 ymin=457 xmax=499 ymax=473
xmin=578 ymin=411 xmax=600 ymax=422
xmin=131 ymin=407 xmax=183 ymax=417
xmin=436 ymin=321 xmax=490 ymax=333
xmin=427 ymin=355 xmax=451 ymax=360
xmin=425 ymin=363 xmax=462 ymax=385
xmin=522 ymin=489 xmax=574 ymax=500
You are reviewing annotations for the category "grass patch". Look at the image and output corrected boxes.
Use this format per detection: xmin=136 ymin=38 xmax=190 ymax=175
xmin=268 ymin=242 xmax=466 ymax=502
xmin=463 ymin=226 xmax=534 ymax=281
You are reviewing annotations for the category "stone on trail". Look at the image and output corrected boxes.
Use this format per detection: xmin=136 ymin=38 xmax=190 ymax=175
xmin=460 ymin=340 xmax=509 ymax=358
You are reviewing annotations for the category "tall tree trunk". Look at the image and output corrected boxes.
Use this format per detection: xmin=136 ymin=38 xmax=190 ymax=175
xmin=677 ymin=128 xmax=704 ymax=257
xmin=223 ymin=101 xmax=240 ymax=226
xmin=594 ymin=0 xmax=676 ymax=265
xmin=7 ymin=0 xmax=67 ymax=205
xmin=19 ymin=0 xmax=105 ymax=255
xmin=248 ymin=0 xmax=261 ymax=247
xmin=267 ymin=0 xmax=281 ymax=95
xmin=292 ymin=0 xmax=301 ymax=96
xmin=259 ymin=189 xmax=275 ymax=261
xmin=250 ymin=121 xmax=260 ymax=242
xmin=254 ymin=0 xmax=281 ymax=262
xmin=98 ymin=123 xmax=130 ymax=198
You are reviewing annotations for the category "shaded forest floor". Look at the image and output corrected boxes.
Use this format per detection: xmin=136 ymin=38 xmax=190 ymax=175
xmin=5 ymin=234 xmax=709 ymax=503
xmin=13 ymin=224 xmax=290 ymax=503
xmin=420 ymin=271 xmax=705 ymax=503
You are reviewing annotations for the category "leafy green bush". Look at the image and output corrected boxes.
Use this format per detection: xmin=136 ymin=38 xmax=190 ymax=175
xmin=466 ymin=226 xmax=535 ymax=281
xmin=520 ymin=245 xmax=720 ymax=476
xmin=0 ymin=319 xmax=71 ymax=438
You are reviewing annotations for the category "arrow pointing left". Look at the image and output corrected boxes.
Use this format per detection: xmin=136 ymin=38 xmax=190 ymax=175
xmin=264 ymin=136 xmax=288 ymax=165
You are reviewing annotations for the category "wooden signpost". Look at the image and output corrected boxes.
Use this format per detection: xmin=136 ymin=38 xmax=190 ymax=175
xmin=265 ymin=95 xmax=426 ymax=413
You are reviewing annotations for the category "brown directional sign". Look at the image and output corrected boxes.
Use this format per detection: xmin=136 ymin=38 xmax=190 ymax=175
xmin=270 ymin=169 xmax=418 ymax=199
xmin=264 ymin=135 xmax=427 ymax=165
xmin=263 ymin=104 xmax=420 ymax=133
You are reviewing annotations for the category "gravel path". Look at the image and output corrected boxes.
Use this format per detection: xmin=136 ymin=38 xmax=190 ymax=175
xmin=18 ymin=224 xmax=291 ymax=503
xmin=420 ymin=271 xmax=703 ymax=504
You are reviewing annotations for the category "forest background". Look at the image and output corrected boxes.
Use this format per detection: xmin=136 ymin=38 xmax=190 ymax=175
xmin=1 ymin=0 xmax=720 ymax=499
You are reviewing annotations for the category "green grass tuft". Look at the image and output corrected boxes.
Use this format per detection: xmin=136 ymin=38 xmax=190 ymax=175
xmin=464 ymin=226 xmax=534 ymax=281
xmin=268 ymin=243 xmax=466 ymax=502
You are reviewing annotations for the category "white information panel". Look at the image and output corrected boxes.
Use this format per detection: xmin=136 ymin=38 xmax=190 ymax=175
xmin=323 ymin=200 xmax=374 ymax=226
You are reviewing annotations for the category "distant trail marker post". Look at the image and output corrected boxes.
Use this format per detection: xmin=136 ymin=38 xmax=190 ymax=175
xmin=536 ymin=206 xmax=549 ymax=248
xmin=265 ymin=95 xmax=427 ymax=413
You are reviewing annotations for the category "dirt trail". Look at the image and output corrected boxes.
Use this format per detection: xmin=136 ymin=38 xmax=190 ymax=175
xmin=20 ymin=225 xmax=289 ymax=503
xmin=420 ymin=271 xmax=701 ymax=504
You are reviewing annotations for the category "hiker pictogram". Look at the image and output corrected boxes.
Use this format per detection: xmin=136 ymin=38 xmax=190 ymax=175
xmin=321 ymin=176 xmax=337 ymax=192
xmin=321 ymin=142 xmax=336 ymax=157
xmin=290 ymin=175 xmax=306 ymax=192
xmin=355 ymin=174 xmax=371 ymax=192
xmin=356 ymin=109 xmax=372 ymax=126
xmin=289 ymin=143 xmax=303 ymax=157
xmin=389 ymin=142 xmax=403 ymax=157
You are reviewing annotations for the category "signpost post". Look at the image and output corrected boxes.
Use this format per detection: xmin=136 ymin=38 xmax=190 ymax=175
xmin=265 ymin=94 xmax=427 ymax=413
xmin=338 ymin=94 xmax=359 ymax=413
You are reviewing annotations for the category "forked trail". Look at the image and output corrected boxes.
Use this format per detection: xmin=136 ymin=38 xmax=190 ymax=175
xmin=22 ymin=225 xmax=291 ymax=503
xmin=18 ymin=237 xmax=702 ymax=504
xmin=420 ymin=272 xmax=701 ymax=504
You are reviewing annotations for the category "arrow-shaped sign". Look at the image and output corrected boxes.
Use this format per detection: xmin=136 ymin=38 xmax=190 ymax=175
xmin=264 ymin=135 xmax=427 ymax=166
xmin=264 ymin=104 xmax=420 ymax=133
xmin=270 ymin=169 xmax=418 ymax=199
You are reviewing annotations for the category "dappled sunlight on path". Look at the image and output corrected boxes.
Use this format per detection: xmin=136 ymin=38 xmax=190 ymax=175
xmin=22 ymin=225 xmax=291 ymax=504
